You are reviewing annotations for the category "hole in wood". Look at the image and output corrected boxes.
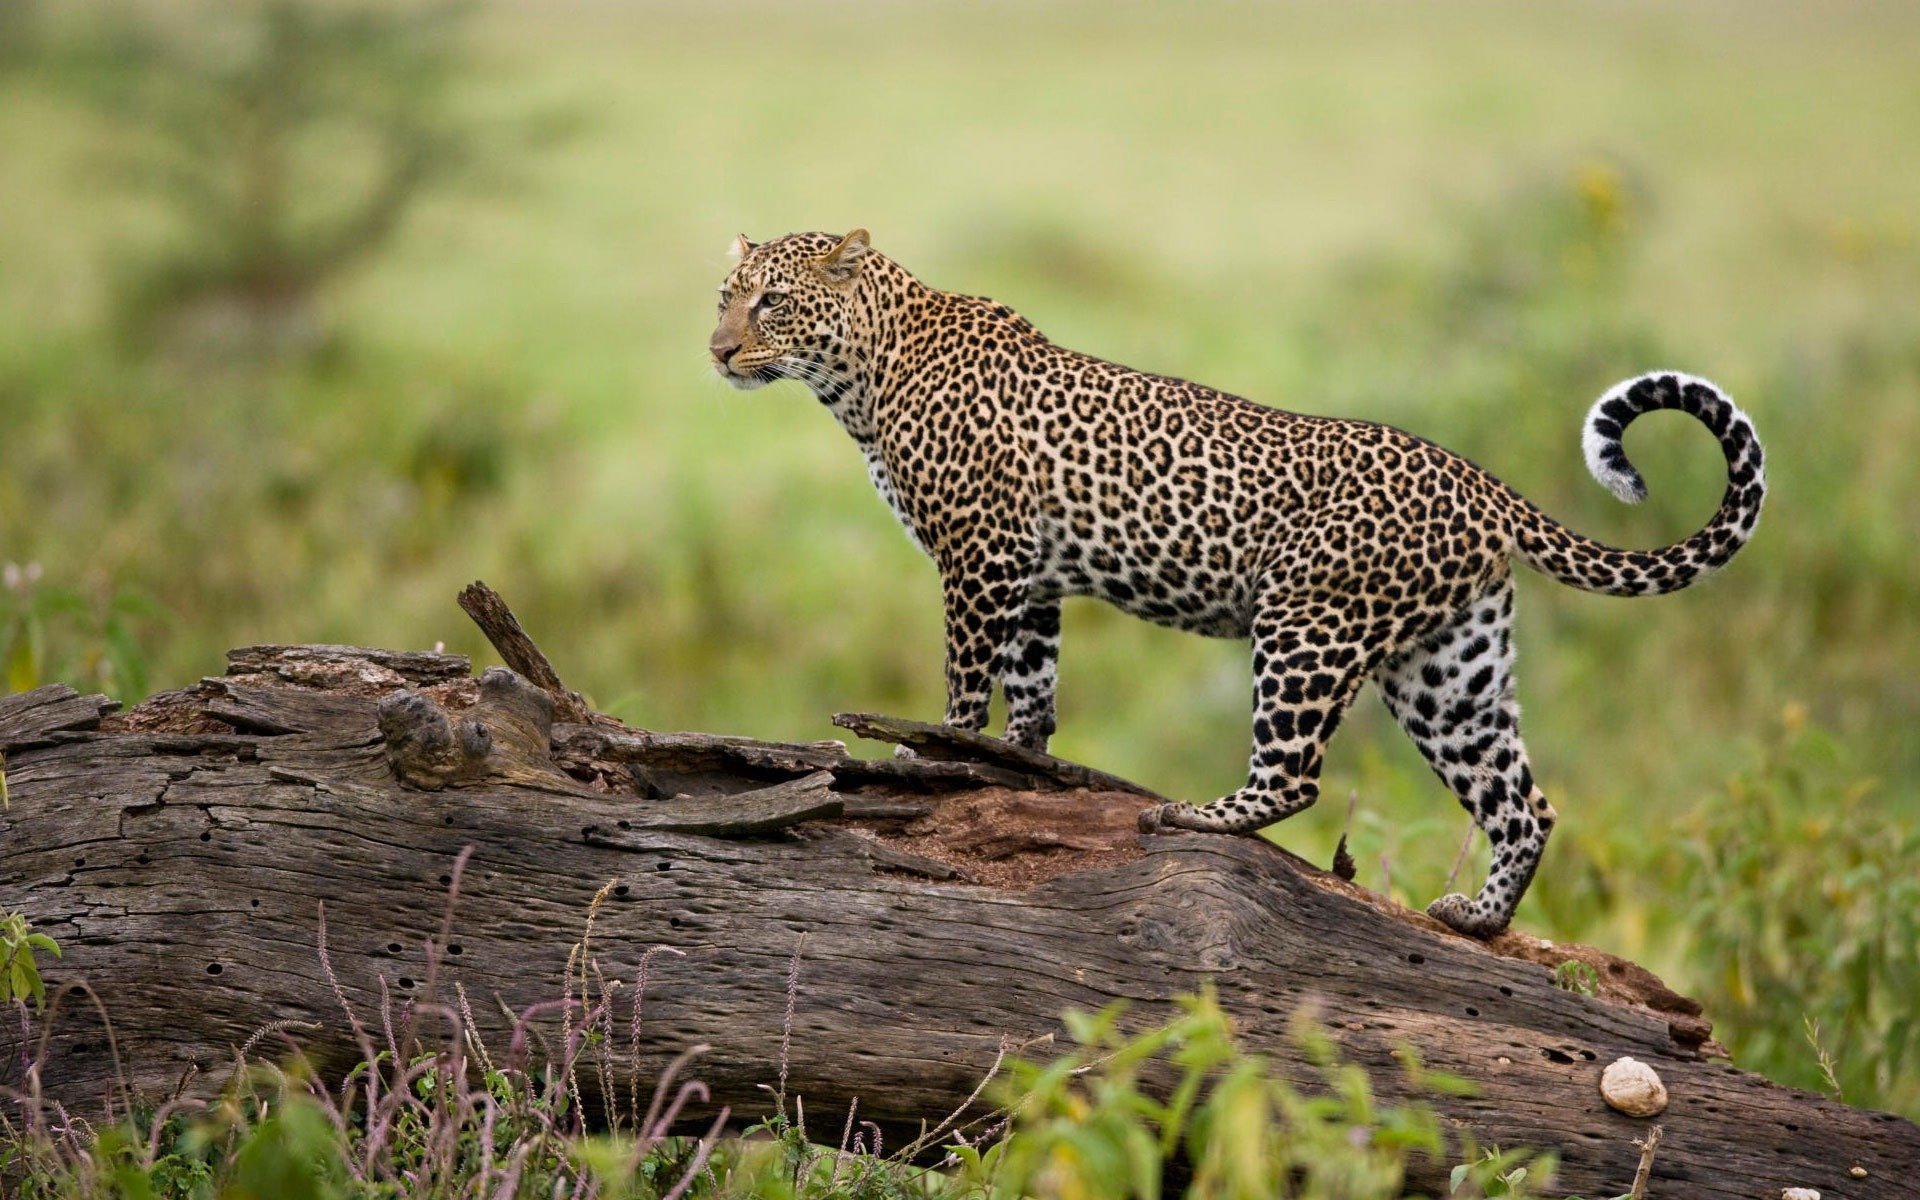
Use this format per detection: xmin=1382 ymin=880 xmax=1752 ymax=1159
xmin=250 ymin=898 xmax=260 ymax=908
xmin=443 ymin=815 xmax=454 ymax=826
xmin=439 ymin=874 xmax=452 ymax=886
xmin=74 ymin=857 xmax=85 ymax=867
xmin=388 ymin=942 xmax=402 ymax=953
xmin=1407 ymin=952 xmax=1424 ymax=964
xmin=1498 ymin=985 xmax=1513 ymax=996
xmin=614 ymin=885 xmax=631 ymax=897
xmin=398 ymin=977 xmax=415 ymax=989
xmin=618 ymin=819 xmax=632 ymax=830
xmin=206 ymin=963 xmax=222 ymax=975
xmin=1543 ymin=1048 xmax=1574 ymax=1064
xmin=1465 ymin=1006 xmax=1480 ymax=1017
xmin=656 ymin=861 xmax=672 ymax=872
xmin=199 ymin=832 xmax=212 ymax=842
xmin=448 ymin=944 xmax=463 ymax=956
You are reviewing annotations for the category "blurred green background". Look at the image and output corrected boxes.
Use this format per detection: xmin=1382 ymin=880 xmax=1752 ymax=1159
xmin=3 ymin=0 xmax=1917 ymax=1114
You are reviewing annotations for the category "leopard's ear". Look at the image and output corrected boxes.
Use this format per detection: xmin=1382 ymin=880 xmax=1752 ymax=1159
xmin=727 ymin=233 xmax=754 ymax=259
xmin=819 ymin=228 xmax=870 ymax=282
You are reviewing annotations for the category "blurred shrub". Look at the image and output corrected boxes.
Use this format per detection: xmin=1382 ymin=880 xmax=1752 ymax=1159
xmin=1 ymin=562 xmax=165 ymax=702
xmin=54 ymin=0 xmax=480 ymax=351
xmin=0 ymin=0 xmax=43 ymax=71
xmin=1673 ymin=714 xmax=1920 ymax=1112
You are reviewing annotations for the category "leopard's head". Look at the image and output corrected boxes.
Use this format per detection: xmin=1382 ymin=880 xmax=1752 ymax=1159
xmin=709 ymin=229 xmax=871 ymax=391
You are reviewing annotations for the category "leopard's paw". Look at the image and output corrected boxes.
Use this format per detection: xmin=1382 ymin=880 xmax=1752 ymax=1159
xmin=892 ymin=743 xmax=918 ymax=760
xmin=1004 ymin=728 xmax=1051 ymax=754
xmin=1425 ymin=893 xmax=1507 ymax=939
xmin=1137 ymin=802 xmax=1194 ymax=834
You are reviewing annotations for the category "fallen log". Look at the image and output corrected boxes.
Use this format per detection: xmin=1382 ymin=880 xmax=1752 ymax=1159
xmin=2 ymin=589 xmax=1916 ymax=1198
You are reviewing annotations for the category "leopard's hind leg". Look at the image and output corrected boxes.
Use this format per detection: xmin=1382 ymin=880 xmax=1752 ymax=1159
xmin=1141 ymin=596 xmax=1382 ymax=836
xmin=1375 ymin=575 xmax=1556 ymax=938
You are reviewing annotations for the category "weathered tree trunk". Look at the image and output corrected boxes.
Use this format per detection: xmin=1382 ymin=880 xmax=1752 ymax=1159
xmin=2 ymin=589 xmax=1915 ymax=1198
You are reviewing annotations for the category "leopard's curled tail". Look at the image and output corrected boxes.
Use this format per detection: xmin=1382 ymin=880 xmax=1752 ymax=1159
xmin=1507 ymin=372 xmax=1766 ymax=597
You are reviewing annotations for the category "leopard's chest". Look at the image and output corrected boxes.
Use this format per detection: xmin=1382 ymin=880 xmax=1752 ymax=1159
xmin=863 ymin=446 xmax=925 ymax=553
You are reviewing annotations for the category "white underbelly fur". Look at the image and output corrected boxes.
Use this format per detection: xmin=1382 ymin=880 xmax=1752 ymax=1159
xmin=864 ymin=449 xmax=924 ymax=552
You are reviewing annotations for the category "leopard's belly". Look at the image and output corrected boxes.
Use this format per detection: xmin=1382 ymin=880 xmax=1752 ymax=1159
xmin=1030 ymin=514 xmax=1257 ymax=639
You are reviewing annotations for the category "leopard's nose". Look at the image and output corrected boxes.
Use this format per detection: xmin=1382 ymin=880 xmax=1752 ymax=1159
xmin=709 ymin=337 xmax=740 ymax=367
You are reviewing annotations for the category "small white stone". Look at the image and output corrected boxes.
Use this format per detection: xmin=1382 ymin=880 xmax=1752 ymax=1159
xmin=1599 ymin=1056 xmax=1668 ymax=1117
xmin=1781 ymin=1188 xmax=1820 ymax=1200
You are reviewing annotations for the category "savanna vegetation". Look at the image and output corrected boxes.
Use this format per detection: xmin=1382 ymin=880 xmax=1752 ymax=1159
xmin=2 ymin=925 xmax=1563 ymax=1200
xmin=2 ymin=0 xmax=1917 ymax=1188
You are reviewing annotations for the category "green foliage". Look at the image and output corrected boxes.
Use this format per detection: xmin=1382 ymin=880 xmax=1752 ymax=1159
xmin=5 ymin=988 xmax=1566 ymax=1199
xmin=1551 ymin=963 xmax=1598 ymax=998
xmin=0 ymin=911 xmax=62 ymax=1011
xmin=0 ymin=0 xmax=42 ymax=71
xmin=49 ymin=0 xmax=482 ymax=348
xmin=1450 ymin=1149 xmax=1582 ymax=1200
xmin=8 ymin=1087 xmax=352 ymax=1200
xmin=1668 ymin=719 xmax=1920 ymax=1112
xmin=2 ymin=563 xmax=165 ymax=701
xmin=950 ymin=990 xmax=1554 ymax=1200
xmin=224 ymin=1095 xmax=350 ymax=1200
xmin=9 ymin=1040 xmax=605 ymax=1198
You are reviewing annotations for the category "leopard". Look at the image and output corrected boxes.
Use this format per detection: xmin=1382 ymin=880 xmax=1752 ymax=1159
xmin=707 ymin=228 xmax=1765 ymax=938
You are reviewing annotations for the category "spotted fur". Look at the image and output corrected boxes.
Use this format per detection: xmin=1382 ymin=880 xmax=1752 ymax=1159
xmin=709 ymin=230 xmax=1766 ymax=937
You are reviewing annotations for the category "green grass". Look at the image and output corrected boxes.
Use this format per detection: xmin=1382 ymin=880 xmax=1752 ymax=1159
xmin=1 ymin=980 xmax=1559 ymax=1200
xmin=3 ymin=0 xmax=1917 ymax=1116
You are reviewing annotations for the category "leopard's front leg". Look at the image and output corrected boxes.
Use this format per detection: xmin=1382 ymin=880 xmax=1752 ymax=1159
xmin=937 ymin=553 xmax=1032 ymax=734
xmin=1001 ymin=595 xmax=1061 ymax=751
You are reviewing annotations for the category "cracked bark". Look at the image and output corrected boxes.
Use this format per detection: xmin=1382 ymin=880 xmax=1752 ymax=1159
xmin=2 ymin=599 xmax=1916 ymax=1199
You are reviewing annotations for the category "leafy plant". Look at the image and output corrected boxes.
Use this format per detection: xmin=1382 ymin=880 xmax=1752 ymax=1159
xmin=1450 ymin=1147 xmax=1566 ymax=1199
xmin=1672 ymin=717 xmax=1920 ymax=1112
xmin=2 ymin=562 xmax=165 ymax=702
xmin=950 ymin=988 xmax=1555 ymax=1200
xmin=1 ymin=911 xmax=62 ymax=1012
xmin=1552 ymin=962 xmax=1599 ymax=998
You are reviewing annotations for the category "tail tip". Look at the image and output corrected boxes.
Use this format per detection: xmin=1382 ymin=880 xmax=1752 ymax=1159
xmin=1582 ymin=398 xmax=1651 ymax=505
xmin=1603 ymin=470 xmax=1649 ymax=505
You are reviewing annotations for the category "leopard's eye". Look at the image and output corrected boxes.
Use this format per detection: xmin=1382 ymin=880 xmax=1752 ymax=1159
xmin=758 ymin=291 xmax=787 ymax=309
xmin=716 ymin=290 xmax=731 ymax=310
